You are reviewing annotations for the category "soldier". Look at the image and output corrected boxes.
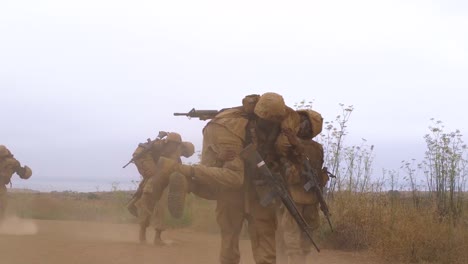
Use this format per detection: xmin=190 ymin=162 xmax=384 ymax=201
xmin=141 ymin=92 xmax=301 ymax=264
xmin=0 ymin=145 xmax=32 ymax=221
xmin=127 ymin=133 xmax=195 ymax=244
xmin=278 ymin=109 xmax=329 ymax=264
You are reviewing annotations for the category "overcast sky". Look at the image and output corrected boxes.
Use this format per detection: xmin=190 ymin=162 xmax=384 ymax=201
xmin=1 ymin=0 xmax=467 ymax=191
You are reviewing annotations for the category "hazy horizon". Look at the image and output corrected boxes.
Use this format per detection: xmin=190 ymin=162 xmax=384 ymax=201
xmin=2 ymin=0 xmax=467 ymax=191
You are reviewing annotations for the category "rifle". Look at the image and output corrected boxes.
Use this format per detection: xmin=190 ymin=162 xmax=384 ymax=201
xmin=122 ymin=131 xmax=168 ymax=168
xmin=302 ymin=157 xmax=333 ymax=232
xmin=323 ymin=167 xmax=336 ymax=179
xmin=174 ymin=95 xmax=260 ymax=121
xmin=173 ymin=108 xmax=221 ymax=121
xmin=241 ymin=144 xmax=320 ymax=252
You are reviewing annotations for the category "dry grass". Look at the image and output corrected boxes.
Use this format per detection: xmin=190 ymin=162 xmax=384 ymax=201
xmin=6 ymin=190 xmax=203 ymax=228
xmin=7 ymin=190 xmax=468 ymax=263
xmin=7 ymin=191 xmax=134 ymax=223
xmin=322 ymin=192 xmax=468 ymax=264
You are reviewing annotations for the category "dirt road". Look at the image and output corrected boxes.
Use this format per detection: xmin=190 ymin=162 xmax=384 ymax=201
xmin=0 ymin=218 xmax=378 ymax=264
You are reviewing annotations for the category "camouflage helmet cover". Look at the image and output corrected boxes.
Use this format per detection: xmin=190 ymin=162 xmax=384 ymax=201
xmin=180 ymin=142 xmax=195 ymax=158
xmin=165 ymin=132 xmax=182 ymax=143
xmin=18 ymin=165 xmax=32 ymax=179
xmin=253 ymin=92 xmax=287 ymax=123
xmin=297 ymin=109 xmax=323 ymax=138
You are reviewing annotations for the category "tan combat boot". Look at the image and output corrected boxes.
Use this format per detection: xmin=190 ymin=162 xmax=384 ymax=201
xmin=167 ymin=170 xmax=190 ymax=219
xmin=136 ymin=195 xmax=152 ymax=243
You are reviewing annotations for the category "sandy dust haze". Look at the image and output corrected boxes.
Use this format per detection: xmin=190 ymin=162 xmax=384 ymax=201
xmin=0 ymin=216 xmax=38 ymax=236
xmin=0 ymin=219 xmax=378 ymax=264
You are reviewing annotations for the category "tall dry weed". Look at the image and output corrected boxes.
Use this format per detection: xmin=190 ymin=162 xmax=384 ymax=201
xmin=296 ymin=100 xmax=468 ymax=263
xmin=321 ymin=192 xmax=468 ymax=263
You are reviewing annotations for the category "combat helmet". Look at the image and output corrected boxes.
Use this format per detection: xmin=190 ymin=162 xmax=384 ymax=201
xmin=165 ymin=132 xmax=182 ymax=143
xmin=180 ymin=142 xmax=195 ymax=158
xmin=18 ymin=165 xmax=32 ymax=179
xmin=253 ymin=92 xmax=287 ymax=123
xmin=297 ymin=109 xmax=323 ymax=138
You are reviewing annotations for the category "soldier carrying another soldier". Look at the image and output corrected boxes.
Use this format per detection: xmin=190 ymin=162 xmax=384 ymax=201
xmin=0 ymin=145 xmax=32 ymax=221
xmin=162 ymin=92 xmax=315 ymax=264
xmin=125 ymin=132 xmax=194 ymax=245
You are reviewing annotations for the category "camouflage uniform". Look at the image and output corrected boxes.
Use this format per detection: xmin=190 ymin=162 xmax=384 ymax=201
xmin=278 ymin=110 xmax=329 ymax=264
xmin=199 ymin=112 xmax=248 ymax=264
xmin=188 ymin=93 xmax=300 ymax=264
xmin=130 ymin=134 xmax=194 ymax=243
xmin=0 ymin=145 xmax=32 ymax=221
xmin=242 ymin=103 xmax=301 ymax=264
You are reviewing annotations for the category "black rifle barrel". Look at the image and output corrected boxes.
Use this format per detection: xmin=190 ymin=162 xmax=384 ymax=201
xmin=303 ymin=158 xmax=333 ymax=232
xmin=241 ymin=144 xmax=320 ymax=252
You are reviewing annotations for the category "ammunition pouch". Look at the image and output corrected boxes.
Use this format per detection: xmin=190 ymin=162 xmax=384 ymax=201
xmin=251 ymin=179 xmax=278 ymax=207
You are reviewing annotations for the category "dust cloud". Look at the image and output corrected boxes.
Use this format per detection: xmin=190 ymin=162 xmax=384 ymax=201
xmin=0 ymin=216 xmax=38 ymax=235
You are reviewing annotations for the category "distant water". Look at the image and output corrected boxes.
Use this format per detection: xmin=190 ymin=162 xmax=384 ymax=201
xmin=9 ymin=179 xmax=137 ymax=192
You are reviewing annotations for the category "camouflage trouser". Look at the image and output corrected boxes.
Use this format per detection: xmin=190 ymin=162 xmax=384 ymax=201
xmin=0 ymin=185 xmax=7 ymax=221
xmin=135 ymin=185 xmax=167 ymax=231
xmin=151 ymin=197 xmax=165 ymax=231
xmin=216 ymin=189 xmax=278 ymax=264
xmin=278 ymin=203 xmax=319 ymax=258
xmin=216 ymin=191 xmax=245 ymax=264
xmin=192 ymin=121 xmax=277 ymax=263
xmin=246 ymin=190 xmax=278 ymax=264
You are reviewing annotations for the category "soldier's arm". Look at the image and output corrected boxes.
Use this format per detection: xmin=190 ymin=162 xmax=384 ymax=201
xmin=276 ymin=108 xmax=302 ymax=157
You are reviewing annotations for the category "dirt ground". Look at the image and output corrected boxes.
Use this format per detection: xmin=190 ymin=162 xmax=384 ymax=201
xmin=0 ymin=218 xmax=379 ymax=264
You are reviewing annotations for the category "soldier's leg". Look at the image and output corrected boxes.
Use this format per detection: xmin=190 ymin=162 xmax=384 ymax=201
xmin=127 ymin=179 xmax=147 ymax=217
xmin=0 ymin=185 xmax=7 ymax=222
xmin=247 ymin=194 xmax=278 ymax=264
xmin=275 ymin=206 xmax=287 ymax=264
xmin=299 ymin=205 xmax=320 ymax=255
xmin=138 ymin=221 xmax=149 ymax=243
xmin=280 ymin=204 xmax=319 ymax=264
xmin=280 ymin=204 xmax=304 ymax=264
xmin=151 ymin=192 xmax=167 ymax=245
xmin=216 ymin=191 xmax=245 ymax=264
xmin=135 ymin=180 xmax=156 ymax=242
